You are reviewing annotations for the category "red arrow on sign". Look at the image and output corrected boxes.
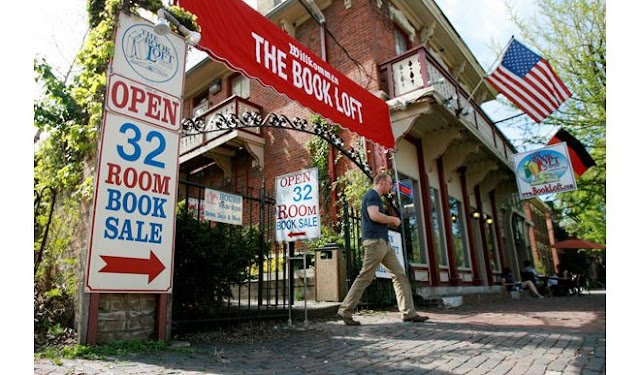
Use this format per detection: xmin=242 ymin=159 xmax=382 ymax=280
xmin=99 ymin=251 xmax=166 ymax=283
xmin=288 ymin=231 xmax=307 ymax=238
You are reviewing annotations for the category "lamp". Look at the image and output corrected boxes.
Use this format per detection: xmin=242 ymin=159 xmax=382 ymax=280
xmin=486 ymin=218 xmax=493 ymax=225
xmin=153 ymin=18 xmax=171 ymax=35
xmin=472 ymin=211 xmax=480 ymax=220
xmin=451 ymin=214 xmax=457 ymax=223
xmin=154 ymin=8 xmax=201 ymax=47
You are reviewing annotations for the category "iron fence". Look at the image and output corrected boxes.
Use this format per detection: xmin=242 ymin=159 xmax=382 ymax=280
xmin=172 ymin=179 xmax=291 ymax=333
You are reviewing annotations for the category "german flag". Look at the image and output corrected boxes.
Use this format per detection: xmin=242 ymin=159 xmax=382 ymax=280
xmin=546 ymin=128 xmax=595 ymax=177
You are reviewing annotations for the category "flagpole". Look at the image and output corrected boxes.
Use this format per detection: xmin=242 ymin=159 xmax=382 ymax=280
xmin=467 ymin=36 xmax=515 ymax=103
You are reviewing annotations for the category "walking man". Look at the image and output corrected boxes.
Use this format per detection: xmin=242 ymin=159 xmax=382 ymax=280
xmin=337 ymin=173 xmax=428 ymax=325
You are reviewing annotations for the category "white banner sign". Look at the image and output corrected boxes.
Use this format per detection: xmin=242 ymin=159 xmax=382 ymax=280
xmin=275 ymin=168 xmax=320 ymax=242
xmin=375 ymin=231 xmax=405 ymax=279
xmin=513 ymin=142 xmax=577 ymax=200
xmin=204 ymin=188 xmax=243 ymax=225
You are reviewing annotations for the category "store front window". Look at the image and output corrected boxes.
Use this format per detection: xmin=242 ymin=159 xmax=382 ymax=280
xmin=430 ymin=188 xmax=447 ymax=267
xmin=486 ymin=217 xmax=500 ymax=271
xmin=449 ymin=197 xmax=470 ymax=268
xmin=396 ymin=176 xmax=426 ymax=264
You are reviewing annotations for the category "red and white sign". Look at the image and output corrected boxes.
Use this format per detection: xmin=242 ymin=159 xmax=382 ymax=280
xmin=106 ymin=74 xmax=182 ymax=131
xmin=180 ymin=0 xmax=395 ymax=149
xmin=275 ymin=168 xmax=320 ymax=242
xmin=85 ymin=12 xmax=186 ymax=292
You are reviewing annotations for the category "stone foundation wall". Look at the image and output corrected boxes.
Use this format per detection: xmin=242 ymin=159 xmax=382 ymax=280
xmin=97 ymin=294 xmax=156 ymax=343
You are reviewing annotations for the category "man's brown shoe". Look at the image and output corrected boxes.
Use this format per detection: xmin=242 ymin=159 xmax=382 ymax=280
xmin=337 ymin=313 xmax=361 ymax=326
xmin=403 ymin=315 xmax=429 ymax=322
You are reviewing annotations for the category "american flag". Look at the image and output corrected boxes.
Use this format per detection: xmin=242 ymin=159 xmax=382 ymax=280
xmin=486 ymin=39 xmax=572 ymax=123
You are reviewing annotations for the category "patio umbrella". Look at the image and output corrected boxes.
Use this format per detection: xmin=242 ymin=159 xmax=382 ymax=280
xmin=549 ymin=239 xmax=605 ymax=249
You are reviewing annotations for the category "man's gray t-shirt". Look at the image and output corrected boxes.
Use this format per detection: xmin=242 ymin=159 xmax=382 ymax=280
xmin=361 ymin=189 xmax=388 ymax=241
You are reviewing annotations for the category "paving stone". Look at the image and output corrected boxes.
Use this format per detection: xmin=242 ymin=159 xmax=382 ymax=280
xmin=34 ymin=292 xmax=606 ymax=375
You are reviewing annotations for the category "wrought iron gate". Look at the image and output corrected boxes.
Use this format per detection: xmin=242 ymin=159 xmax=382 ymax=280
xmin=172 ymin=179 xmax=291 ymax=333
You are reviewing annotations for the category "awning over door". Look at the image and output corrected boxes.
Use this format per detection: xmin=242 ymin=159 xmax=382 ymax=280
xmin=180 ymin=0 xmax=395 ymax=149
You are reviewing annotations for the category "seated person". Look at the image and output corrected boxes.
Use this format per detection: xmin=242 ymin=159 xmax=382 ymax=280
xmin=522 ymin=260 xmax=542 ymax=281
xmin=522 ymin=260 xmax=549 ymax=293
xmin=501 ymin=267 xmax=544 ymax=299
xmin=554 ymin=263 xmax=580 ymax=296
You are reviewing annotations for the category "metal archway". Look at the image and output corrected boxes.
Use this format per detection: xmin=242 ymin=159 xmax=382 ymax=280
xmin=182 ymin=110 xmax=375 ymax=179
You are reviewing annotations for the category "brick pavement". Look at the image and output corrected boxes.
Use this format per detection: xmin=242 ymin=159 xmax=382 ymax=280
xmin=34 ymin=291 xmax=606 ymax=375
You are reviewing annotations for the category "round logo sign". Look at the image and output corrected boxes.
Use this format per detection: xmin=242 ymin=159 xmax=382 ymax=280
xmin=121 ymin=24 xmax=179 ymax=83
xmin=516 ymin=149 xmax=570 ymax=186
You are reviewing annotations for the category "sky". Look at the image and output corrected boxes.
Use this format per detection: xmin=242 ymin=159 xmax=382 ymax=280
xmin=24 ymin=0 xmax=634 ymax=369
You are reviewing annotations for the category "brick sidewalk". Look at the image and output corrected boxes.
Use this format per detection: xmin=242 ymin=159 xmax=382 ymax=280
xmin=34 ymin=291 xmax=606 ymax=375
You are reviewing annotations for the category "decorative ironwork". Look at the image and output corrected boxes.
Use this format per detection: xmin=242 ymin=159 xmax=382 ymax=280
xmin=182 ymin=111 xmax=374 ymax=179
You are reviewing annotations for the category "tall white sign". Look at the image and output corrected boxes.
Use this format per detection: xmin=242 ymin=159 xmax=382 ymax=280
xmin=85 ymin=12 xmax=186 ymax=292
xmin=275 ymin=168 xmax=321 ymax=242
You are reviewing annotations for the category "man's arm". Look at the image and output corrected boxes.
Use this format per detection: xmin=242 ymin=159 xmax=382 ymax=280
xmin=367 ymin=205 xmax=401 ymax=227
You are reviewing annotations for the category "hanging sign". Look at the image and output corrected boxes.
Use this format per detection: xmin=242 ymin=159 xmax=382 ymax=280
xmin=275 ymin=168 xmax=321 ymax=242
xmin=513 ymin=142 xmax=577 ymax=200
xmin=179 ymin=0 xmax=395 ymax=149
xmin=204 ymin=188 xmax=243 ymax=225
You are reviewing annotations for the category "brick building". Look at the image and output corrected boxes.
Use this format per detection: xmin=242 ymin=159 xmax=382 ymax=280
xmin=178 ymin=0 xmax=559 ymax=296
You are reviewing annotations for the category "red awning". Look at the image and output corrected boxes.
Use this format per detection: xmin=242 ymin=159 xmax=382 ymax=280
xmin=179 ymin=0 xmax=395 ymax=149
xmin=549 ymin=239 xmax=605 ymax=249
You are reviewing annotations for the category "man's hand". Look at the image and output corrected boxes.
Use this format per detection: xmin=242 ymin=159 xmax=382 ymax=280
xmin=389 ymin=216 xmax=401 ymax=228
xmin=367 ymin=205 xmax=401 ymax=228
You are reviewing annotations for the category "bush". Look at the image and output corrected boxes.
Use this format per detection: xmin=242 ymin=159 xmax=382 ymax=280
xmin=172 ymin=202 xmax=262 ymax=317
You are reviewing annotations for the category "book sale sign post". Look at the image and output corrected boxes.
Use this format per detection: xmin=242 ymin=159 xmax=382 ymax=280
xmin=85 ymin=12 xmax=186 ymax=293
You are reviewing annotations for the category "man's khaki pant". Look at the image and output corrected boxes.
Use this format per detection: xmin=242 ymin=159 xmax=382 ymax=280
xmin=338 ymin=238 xmax=418 ymax=319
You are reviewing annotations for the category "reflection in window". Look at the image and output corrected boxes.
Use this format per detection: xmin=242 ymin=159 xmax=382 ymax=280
xmin=430 ymin=188 xmax=447 ymax=267
xmin=449 ymin=197 xmax=470 ymax=268
xmin=396 ymin=176 xmax=425 ymax=264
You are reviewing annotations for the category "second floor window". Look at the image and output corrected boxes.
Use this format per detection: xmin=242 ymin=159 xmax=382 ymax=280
xmin=394 ymin=26 xmax=410 ymax=55
xmin=231 ymin=75 xmax=250 ymax=99
xmin=192 ymin=92 xmax=208 ymax=117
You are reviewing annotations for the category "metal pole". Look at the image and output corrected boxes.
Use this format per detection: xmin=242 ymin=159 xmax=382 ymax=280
xmin=342 ymin=194 xmax=353 ymax=290
xmin=287 ymin=241 xmax=295 ymax=326
xmin=390 ymin=151 xmax=411 ymax=277
xmin=467 ymin=36 xmax=514 ymax=103
xmin=303 ymin=249 xmax=308 ymax=327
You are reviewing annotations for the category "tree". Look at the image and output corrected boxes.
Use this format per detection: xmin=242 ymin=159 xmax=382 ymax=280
xmin=507 ymin=0 xmax=606 ymax=244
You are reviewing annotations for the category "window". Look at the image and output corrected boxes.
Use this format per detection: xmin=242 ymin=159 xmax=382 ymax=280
xmin=192 ymin=91 xmax=208 ymax=117
xmin=430 ymin=188 xmax=447 ymax=267
xmin=449 ymin=197 xmax=470 ymax=268
xmin=396 ymin=175 xmax=425 ymax=264
xmin=231 ymin=75 xmax=250 ymax=99
xmin=486 ymin=217 xmax=500 ymax=271
xmin=394 ymin=26 xmax=410 ymax=55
